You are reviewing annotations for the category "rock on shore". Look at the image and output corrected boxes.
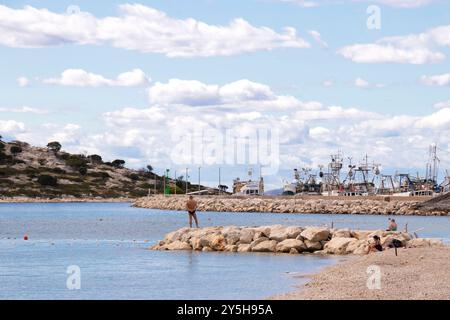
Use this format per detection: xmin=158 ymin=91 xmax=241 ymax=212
xmin=151 ymin=225 xmax=444 ymax=255
xmin=134 ymin=195 xmax=450 ymax=216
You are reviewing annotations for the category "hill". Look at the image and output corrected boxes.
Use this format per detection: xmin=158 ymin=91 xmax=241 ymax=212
xmin=0 ymin=138 xmax=203 ymax=199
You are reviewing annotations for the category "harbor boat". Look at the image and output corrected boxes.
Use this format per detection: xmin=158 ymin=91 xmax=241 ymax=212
xmin=321 ymin=152 xmax=344 ymax=196
xmin=440 ymin=171 xmax=450 ymax=194
xmin=233 ymin=168 xmax=264 ymax=196
xmin=282 ymin=168 xmax=322 ymax=196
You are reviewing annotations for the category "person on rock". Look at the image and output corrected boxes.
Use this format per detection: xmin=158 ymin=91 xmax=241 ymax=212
xmin=368 ymin=235 xmax=383 ymax=253
xmin=186 ymin=195 xmax=199 ymax=228
xmin=387 ymin=218 xmax=398 ymax=231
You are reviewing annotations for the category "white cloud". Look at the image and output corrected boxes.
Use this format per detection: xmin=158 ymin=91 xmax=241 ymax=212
xmin=338 ymin=24 xmax=450 ymax=64
xmin=17 ymin=77 xmax=30 ymax=87
xmin=354 ymin=77 xmax=385 ymax=89
xmin=0 ymin=106 xmax=48 ymax=114
xmin=308 ymin=30 xmax=328 ymax=48
xmin=4 ymin=77 xmax=450 ymax=180
xmin=434 ymin=100 xmax=450 ymax=109
xmin=0 ymin=4 xmax=310 ymax=57
xmin=0 ymin=120 xmax=26 ymax=134
xmin=421 ymin=73 xmax=450 ymax=86
xmin=279 ymin=0 xmax=435 ymax=8
xmin=43 ymin=69 xmax=149 ymax=87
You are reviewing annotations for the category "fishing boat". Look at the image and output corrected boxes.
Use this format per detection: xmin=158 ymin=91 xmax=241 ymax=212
xmin=233 ymin=168 xmax=264 ymax=196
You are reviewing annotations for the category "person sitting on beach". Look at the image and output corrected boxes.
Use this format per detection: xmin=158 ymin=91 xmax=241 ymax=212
xmin=368 ymin=235 xmax=383 ymax=253
xmin=387 ymin=218 xmax=398 ymax=231
xmin=186 ymin=196 xmax=199 ymax=228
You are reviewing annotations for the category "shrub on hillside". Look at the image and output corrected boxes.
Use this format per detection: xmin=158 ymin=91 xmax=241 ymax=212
xmin=37 ymin=175 xmax=58 ymax=187
xmin=10 ymin=145 xmax=22 ymax=156
xmin=66 ymin=155 xmax=88 ymax=169
xmin=111 ymin=159 xmax=125 ymax=168
xmin=88 ymin=154 xmax=103 ymax=164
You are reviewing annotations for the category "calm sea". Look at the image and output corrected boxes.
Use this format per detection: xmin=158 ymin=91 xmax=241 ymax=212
xmin=0 ymin=202 xmax=449 ymax=299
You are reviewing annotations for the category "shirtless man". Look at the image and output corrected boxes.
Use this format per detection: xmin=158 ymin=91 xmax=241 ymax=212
xmin=186 ymin=196 xmax=199 ymax=228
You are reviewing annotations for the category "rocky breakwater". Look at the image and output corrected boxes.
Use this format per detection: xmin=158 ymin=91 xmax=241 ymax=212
xmin=134 ymin=195 xmax=450 ymax=216
xmin=151 ymin=225 xmax=444 ymax=255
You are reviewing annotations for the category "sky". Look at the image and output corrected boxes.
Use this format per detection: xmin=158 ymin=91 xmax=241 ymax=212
xmin=1 ymin=0 xmax=450 ymax=190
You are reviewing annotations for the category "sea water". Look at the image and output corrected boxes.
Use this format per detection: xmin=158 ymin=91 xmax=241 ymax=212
xmin=0 ymin=202 xmax=449 ymax=299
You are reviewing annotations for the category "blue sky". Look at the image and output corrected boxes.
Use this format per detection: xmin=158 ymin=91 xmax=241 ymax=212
xmin=1 ymin=0 xmax=450 ymax=189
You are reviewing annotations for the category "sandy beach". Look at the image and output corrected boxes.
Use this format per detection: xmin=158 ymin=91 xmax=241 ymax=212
xmin=273 ymin=246 xmax=450 ymax=300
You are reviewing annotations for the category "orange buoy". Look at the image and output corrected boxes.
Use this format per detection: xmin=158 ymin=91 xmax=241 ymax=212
xmin=23 ymin=235 xmax=28 ymax=241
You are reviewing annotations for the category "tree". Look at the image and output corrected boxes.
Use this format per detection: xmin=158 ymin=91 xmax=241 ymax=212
xmin=10 ymin=145 xmax=22 ymax=157
xmin=146 ymin=165 xmax=153 ymax=172
xmin=66 ymin=155 xmax=88 ymax=169
xmin=37 ymin=175 xmax=58 ymax=187
xmin=88 ymin=154 xmax=103 ymax=164
xmin=47 ymin=141 xmax=62 ymax=154
xmin=78 ymin=167 xmax=88 ymax=175
xmin=112 ymin=159 xmax=125 ymax=168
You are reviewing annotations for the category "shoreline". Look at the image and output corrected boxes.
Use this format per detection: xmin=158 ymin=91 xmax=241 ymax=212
xmin=0 ymin=197 xmax=133 ymax=203
xmin=271 ymin=246 xmax=450 ymax=300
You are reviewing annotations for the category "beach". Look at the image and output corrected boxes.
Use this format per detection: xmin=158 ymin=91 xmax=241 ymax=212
xmin=273 ymin=246 xmax=450 ymax=300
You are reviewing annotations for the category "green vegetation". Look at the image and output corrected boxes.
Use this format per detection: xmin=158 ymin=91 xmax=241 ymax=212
xmin=47 ymin=141 xmax=62 ymax=154
xmin=37 ymin=175 xmax=58 ymax=187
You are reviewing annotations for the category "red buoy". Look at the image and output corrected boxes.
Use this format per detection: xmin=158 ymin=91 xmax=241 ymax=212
xmin=24 ymin=235 xmax=28 ymax=241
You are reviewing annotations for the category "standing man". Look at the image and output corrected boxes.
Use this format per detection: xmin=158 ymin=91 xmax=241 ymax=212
xmin=186 ymin=196 xmax=199 ymax=228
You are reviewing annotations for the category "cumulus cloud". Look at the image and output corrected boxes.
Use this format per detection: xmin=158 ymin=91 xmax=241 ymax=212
xmin=5 ymin=77 xmax=450 ymax=180
xmin=434 ymin=100 xmax=450 ymax=109
xmin=0 ymin=120 xmax=26 ymax=134
xmin=0 ymin=4 xmax=310 ymax=57
xmin=421 ymin=73 xmax=450 ymax=86
xmin=338 ymin=24 xmax=450 ymax=64
xmin=43 ymin=68 xmax=149 ymax=87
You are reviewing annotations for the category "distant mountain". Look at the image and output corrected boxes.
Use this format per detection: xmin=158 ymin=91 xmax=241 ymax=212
xmin=0 ymin=139 xmax=203 ymax=199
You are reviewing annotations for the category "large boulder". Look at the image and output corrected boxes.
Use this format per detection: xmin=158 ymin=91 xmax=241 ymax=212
xmin=190 ymin=237 xmax=203 ymax=251
xmin=237 ymin=244 xmax=252 ymax=252
xmin=275 ymin=239 xmax=307 ymax=253
xmin=269 ymin=226 xmax=289 ymax=242
xmin=407 ymin=238 xmax=444 ymax=248
xmin=164 ymin=227 xmax=190 ymax=243
xmin=300 ymin=227 xmax=330 ymax=242
xmin=252 ymin=240 xmax=278 ymax=252
xmin=286 ymin=226 xmax=303 ymax=238
xmin=304 ymin=240 xmax=323 ymax=251
xmin=225 ymin=232 xmax=241 ymax=245
xmin=332 ymin=229 xmax=352 ymax=238
xmin=345 ymin=239 xmax=368 ymax=254
xmin=324 ymin=237 xmax=357 ymax=254
xmin=166 ymin=240 xmax=192 ymax=251
xmin=210 ymin=235 xmax=226 ymax=251
xmin=239 ymin=230 xmax=255 ymax=244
